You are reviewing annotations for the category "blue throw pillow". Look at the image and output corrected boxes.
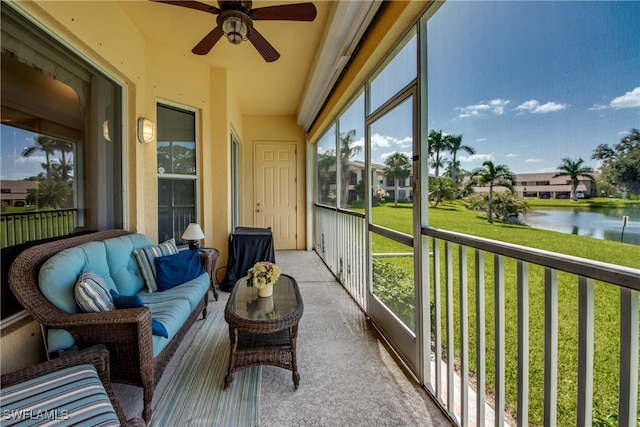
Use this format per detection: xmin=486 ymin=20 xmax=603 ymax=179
xmin=151 ymin=319 xmax=168 ymax=338
xmin=110 ymin=289 xmax=144 ymax=309
xmin=154 ymin=249 xmax=205 ymax=292
xmin=109 ymin=290 xmax=168 ymax=338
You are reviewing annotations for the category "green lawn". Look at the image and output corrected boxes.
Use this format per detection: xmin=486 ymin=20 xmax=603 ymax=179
xmin=367 ymin=200 xmax=639 ymax=426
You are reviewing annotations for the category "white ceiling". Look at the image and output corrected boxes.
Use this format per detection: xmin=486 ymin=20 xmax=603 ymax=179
xmin=118 ymin=1 xmax=381 ymax=127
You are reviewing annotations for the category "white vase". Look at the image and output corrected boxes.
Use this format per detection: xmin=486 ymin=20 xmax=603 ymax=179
xmin=258 ymin=283 xmax=273 ymax=298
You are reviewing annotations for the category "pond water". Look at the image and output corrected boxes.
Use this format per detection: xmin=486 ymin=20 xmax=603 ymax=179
xmin=524 ymin=205 xmax=640 ymax=245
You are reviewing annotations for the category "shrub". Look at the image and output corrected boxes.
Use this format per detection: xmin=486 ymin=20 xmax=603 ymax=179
xmin=371 ymin=258 xmax=415 ymax=329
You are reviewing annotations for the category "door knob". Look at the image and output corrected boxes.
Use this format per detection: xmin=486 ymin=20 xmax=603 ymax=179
xmin=256 ymin=209 xmax=262 ymax=213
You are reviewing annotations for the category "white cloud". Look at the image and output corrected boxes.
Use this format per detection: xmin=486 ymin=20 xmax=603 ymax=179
xmin=610 ymin=87 xmax=640 ymax=109
xmin=524 ymin=158 xmax=542 ymax=163
xmin=476 ymin=137 xmax=487 ymax=142
xmin=371 ymin=133 xmax=412 ymax=150
xmin=370 ymin=133 xmax=392 ymax=149
xmin=588 ymin=104 xmax=608 ymax=111
xmin=398 ymin=136 xmax=413 ymax=146
xmin=352 ymin=137 xmax=365 ymax=149
xmin=489 ymin=99 xmax=509 ymax=115
xmin=505 ymin=153 xmax=518 ymax=158
xmin=515 ymin=99 xmax=569 ymax=114
xmin=459 ymin=153 xmax=493 ymax=163
xmin=456 ymin=99 xmax=510 ymax=118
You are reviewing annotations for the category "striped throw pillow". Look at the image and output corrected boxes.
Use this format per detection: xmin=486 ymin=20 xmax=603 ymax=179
xmin=74 ymin=271 xmax=115 ymax=313
xmin=133 ymin=238 xmax=178 ymax=292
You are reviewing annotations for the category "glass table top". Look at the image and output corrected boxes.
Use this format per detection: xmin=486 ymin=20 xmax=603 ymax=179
xmin=229 ymin=274 xmax=300 ymax=321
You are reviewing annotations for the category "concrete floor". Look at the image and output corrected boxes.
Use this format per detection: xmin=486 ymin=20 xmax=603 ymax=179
xmin=257 ymin=250 xmax=452 ymax=426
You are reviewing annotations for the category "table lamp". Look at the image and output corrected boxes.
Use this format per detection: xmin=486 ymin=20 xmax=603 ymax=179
xmin=182 ymin=223 xmax=205 ymax=250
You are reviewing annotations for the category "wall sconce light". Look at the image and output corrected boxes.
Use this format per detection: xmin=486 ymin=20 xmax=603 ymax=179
xmin=137 ymin=118 xmax=155 ymax=143
xmin=103 ymin=120 xmax=111 ymax=141
xmin=182 ymin=223 xmax=205 ymax=250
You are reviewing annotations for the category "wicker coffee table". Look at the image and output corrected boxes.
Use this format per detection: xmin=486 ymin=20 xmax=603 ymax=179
xmin=224 ymin=274 xmax=304 ymax=389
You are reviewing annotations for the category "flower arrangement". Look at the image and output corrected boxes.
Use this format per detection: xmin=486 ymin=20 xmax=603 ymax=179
xmin=246 ymin=261 xmax=281 ymax=290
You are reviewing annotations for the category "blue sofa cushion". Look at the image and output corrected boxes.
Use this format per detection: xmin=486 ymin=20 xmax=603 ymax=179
xmin=74 ymin=271 xmax=115 ymax=313
xmin=0 ymin=364 xmax=119 ymax=426
xmin=39 ymin=242 xmax=114 ymax=313
xmin=155 ymin=250 xmax=205 ymax=292
xmin=46 ymin=329 xmax=77 ymax=354
xmin=104 ymin=233 xmax=153 ymax=296
xmin=137 ymin=272 xmax=209 ymax=311
xmin=144 ymin=298 xmax=192 ymax=357
xmin=133 ymin=238 xmax=178 ymax=293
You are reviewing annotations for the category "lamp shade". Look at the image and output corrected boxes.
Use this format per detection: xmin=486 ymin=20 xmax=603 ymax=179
xmin=182 ymin=223 xmax=205 ymax=241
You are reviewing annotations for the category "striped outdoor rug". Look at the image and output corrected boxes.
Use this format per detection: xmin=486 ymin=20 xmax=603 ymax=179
xmin=149 ymin=311 xmax=261 ymax=427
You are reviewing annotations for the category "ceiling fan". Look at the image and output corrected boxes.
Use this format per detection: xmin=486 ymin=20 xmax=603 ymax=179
xmin=152 ymin=1 xmax=317 ymax=62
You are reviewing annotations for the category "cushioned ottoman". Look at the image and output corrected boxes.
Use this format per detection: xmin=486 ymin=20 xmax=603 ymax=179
xmin=0 ymin=345 xmax=144 ymax=427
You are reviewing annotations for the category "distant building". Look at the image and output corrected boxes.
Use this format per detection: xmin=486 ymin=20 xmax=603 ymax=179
xmin=0 ymin=180 xmax=38 ymax=206
xmin=325 ymin=162 xmax=599 ymax=204
xmin=328 ymin=161 xmax=413 ymax=204
xmin=471 ymin=172 xmax=599 ymax=199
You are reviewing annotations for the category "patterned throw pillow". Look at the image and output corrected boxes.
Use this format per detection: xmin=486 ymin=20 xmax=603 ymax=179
xmin=133 ymin=238 xmax=178 ymax=292
xmin=74 ymin=271 xmax=115 ymax=313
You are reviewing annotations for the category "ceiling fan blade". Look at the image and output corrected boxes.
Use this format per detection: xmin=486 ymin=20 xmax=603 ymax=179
xmin=151 ymin=0 xmax=220 ymax=15
xmin=248 ymin=28 xmax=280 ymax=62
xmin=192 ymin=26 xmax=224 ymax=55
xmin=250 ymin=3 xmax=317 ymax=21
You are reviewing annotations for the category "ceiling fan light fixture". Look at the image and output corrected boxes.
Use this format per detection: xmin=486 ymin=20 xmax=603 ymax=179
xmin=221 ymin=14 xmax=249 ymax=45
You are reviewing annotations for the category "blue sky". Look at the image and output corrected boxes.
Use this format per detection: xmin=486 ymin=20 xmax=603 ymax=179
xmin=426 ymin=0 xmax=640 ymax=174
xmin=1 ymin=127 xmax=46 ymax=181
xmin=327 ymin=1 xmax=639 ymax=175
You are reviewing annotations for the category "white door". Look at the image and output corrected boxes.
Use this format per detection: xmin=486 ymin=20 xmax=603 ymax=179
xmin=367 ymin=94 xmax=418 ymax=372
xmin=254 ymin=142 xmax=297 ymax=249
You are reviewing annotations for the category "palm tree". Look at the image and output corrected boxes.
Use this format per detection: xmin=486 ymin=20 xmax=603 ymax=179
xmin=553 ymin=158 xmax=595 ymax=201
xmin=447 ymin=134 xmax=475 ymax=184
xmin=52 ymin=139 xmax=74 ymax=183
xmin=34 ymin=181 xmax=71 ymax=208
xmin=428 ymin=176 xmax=457 ymax=208
xmin=338 ymin=129 xmax=362 ymax=208
xmin=22 ymin=136 xmax=58 ymax=181
xmin=471 ymin=160 xmax=516 ymax=223
xmin=427 ymin=130 xmax=451 ymax=177
xmin=316 ymin=149 xmax=336 ymax=203
xmin=383 ymin=152 xmax=411 ymax=206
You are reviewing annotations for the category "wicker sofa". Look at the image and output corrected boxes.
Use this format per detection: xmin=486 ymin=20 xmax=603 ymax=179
xmin=8 ymin=230 xmax=210 ymax=421
xmin=1 ymin=345 xmax=145 ymax=426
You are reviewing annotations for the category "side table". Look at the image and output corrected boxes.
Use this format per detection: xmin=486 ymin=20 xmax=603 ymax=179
xmin=198 ymin=248 xmax=219 ymax=301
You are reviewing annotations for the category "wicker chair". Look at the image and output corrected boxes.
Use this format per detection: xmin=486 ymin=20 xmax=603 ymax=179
xmin=8 ymin=230 xmax=208 ymax=421
xmin=1 ymin=344 xmax=145 ymax=426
